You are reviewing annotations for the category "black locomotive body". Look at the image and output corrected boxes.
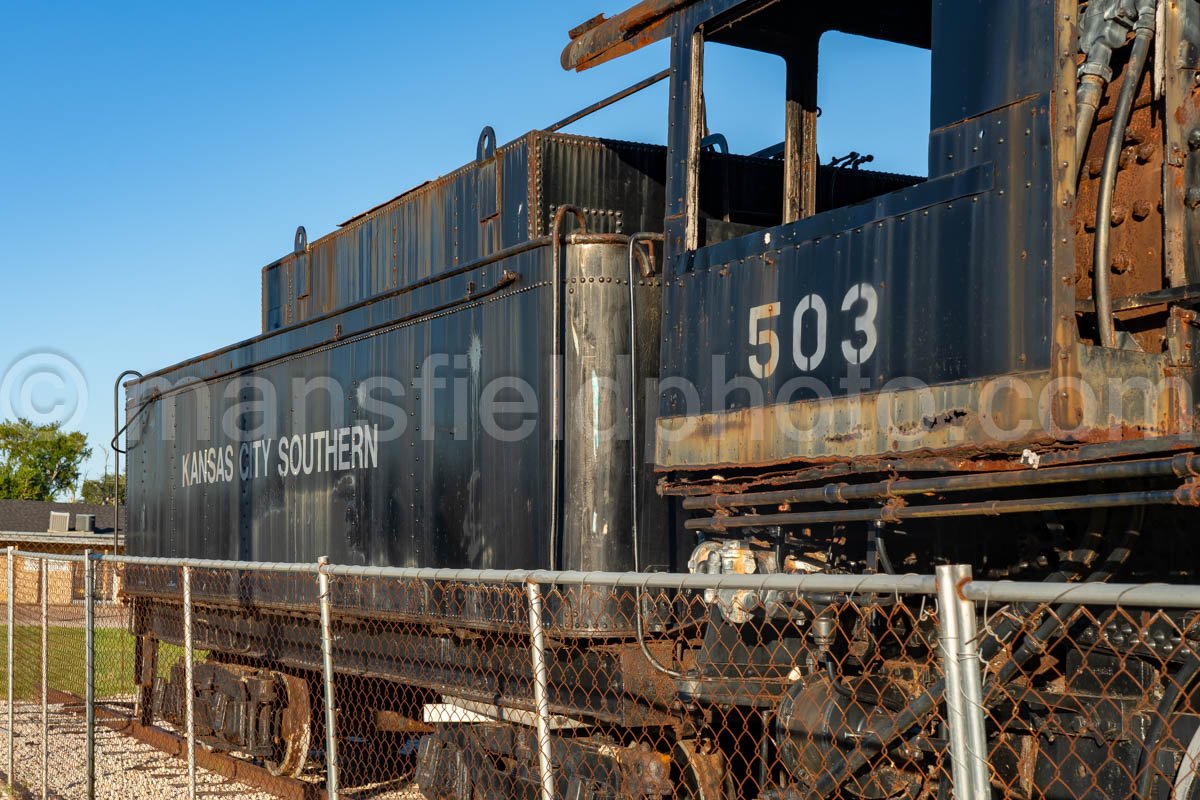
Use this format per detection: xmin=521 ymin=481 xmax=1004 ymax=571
xmin=123 ymin=0 xmax=1200 ymax=797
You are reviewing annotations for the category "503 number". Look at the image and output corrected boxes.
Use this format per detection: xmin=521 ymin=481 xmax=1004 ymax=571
xmin=748 ymin=283 xmax=879 ymax=379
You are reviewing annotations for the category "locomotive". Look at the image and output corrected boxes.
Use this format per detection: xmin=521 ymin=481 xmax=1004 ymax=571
xmin=120 ymin=0 xmax=1200 ymax=797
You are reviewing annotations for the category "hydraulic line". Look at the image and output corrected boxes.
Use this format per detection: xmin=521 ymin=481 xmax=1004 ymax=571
xmin=1134 ymin=655 xmax=1200 ymax=797
xmin=1093 ymin=1 xmax=1157 ymax=347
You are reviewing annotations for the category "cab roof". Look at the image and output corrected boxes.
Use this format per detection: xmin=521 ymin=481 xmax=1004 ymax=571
xmin=562 ymin=0 xmax=931 ymax=72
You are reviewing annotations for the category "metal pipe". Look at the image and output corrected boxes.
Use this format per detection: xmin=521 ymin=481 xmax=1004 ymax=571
xmin=683 ymin=454 xmax=1196 ymax=511
xmin=182 ymin=565 xmax=196 ymax=800
xmin=686 ymin=488 xmax=1185 ymax=531
xmin=935 ymin=565 xmax=973 ymax=799
xmin=84 ymin=550 xmax=95 ymax=800
xmin=549 ymin=206 xmax=588 ymax=571
xmin=316 ymin=557 xmax=340 ymax=799
xmin=1093 ymin=11 xmax=1156 ymax=347
xmin=949 ymin=565 xmax=990 ymax=798
xmin=525 ymin=578 xmax=555 ymax=800
xmin=6 ymin=545 xmax=12 ymax=793
xmin=79 ymin=551 xmax=940 ymax=594
xmin=40 ymin=558 xmax=47 ymax=800
xmin=627 ymin=233 xmax=663 ymax=573
xmin=545 ymin=69 xmax=670 ymax=132
xmin=112 ymin=370 xmax=142 ymax=555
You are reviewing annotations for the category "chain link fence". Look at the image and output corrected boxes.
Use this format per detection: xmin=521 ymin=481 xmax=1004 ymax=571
xmin=1 ymin=548 xmax=1199 ymax=799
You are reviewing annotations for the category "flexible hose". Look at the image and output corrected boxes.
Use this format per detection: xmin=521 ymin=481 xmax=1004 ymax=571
xmin=1134 ymin=654 xmax=1200 ymax=795
xmin=1093 ymin=22 xmax=1155 ymax=347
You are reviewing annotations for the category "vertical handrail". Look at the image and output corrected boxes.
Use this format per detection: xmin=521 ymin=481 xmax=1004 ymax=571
xmin=548 ymin=205 xmax=588 ymax=571
xmin=6 ymin=545 xmax=13 ymax=793
xmin=526 ymin=578 xmax=555 ymax=800
xmin=936 ymin=564 xmax=972 ymax=798
xmin=40 ymin=558 xmax=48 ymax=800
xmin=84 ymin=550 xmax=95 ymax=800
xmin=317 ymin=557 xmax=340 ymax=799
xmin=182 ymin=564 xmax=196 ymax=800
xmin=112 ymin=370 xmax=142 ymax=555
xmin=626 ymin=232 xmax=663 ymax=574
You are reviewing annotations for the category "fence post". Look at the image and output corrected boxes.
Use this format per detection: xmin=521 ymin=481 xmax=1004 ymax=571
xmin=316 ymin=557 xmax=340 ymax=799
xmin=182 ymin=564 xmax=196 ymax=800
xmin=84 ymin=550 xmax=95 ymax=800
xmin=950 ymin=564 xmax=991 ymax=797
xmin=6 ymin=544 xmax=14 ymax=793
xmin=936 ymin=564 xmax=989 ymax=799
xmin=41 ymin=558 xmax=48 ymax=800
xmin=525 ymin=578 xmax=554 ymax=800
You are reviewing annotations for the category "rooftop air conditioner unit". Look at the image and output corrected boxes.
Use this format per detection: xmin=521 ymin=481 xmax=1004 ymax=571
xmin=48 ymin=511 xmax=72 ymax=533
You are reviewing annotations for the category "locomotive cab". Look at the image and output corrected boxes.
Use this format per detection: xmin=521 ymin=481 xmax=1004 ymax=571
xmin=559 ymin=0 xmax=1200 ymax=550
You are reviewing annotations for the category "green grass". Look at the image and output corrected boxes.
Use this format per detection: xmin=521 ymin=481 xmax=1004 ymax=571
xmin=0 ymin=625 xmax=136 ymax=701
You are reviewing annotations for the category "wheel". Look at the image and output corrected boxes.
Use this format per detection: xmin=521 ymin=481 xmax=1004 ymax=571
xmin=265 ymin=672 xmax=312 ymax=778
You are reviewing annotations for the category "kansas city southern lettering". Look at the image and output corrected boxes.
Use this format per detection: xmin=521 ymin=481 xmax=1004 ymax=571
xmin=180 ymin=424 xmax=379 ymax=488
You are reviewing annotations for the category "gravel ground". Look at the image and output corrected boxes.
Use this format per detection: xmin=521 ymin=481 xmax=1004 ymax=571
xmin=0 ymin=701 xmax=424 ymax=799
xmin=0 ymin=700 xmax=277 ymax=798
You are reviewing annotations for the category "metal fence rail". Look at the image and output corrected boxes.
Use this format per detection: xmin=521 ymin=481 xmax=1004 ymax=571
xmin=0 ymin=549 xmax=1197 ymax=799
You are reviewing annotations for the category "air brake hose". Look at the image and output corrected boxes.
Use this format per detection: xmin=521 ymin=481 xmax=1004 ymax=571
xmin=1093 ymin=2 xmax=1157 ymax=348
xmin=1133 ymin=655 xmax=1200 ymax=797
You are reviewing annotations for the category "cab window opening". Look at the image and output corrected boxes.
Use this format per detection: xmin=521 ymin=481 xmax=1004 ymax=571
xmin=686 ymin=8 xmax=932 ymax=250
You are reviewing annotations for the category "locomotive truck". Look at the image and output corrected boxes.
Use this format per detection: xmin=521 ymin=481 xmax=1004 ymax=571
xmin=119 ymin=0 xmax=1200 ymax=796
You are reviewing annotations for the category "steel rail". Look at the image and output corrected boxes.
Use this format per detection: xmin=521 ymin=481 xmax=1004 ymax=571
xmin=545 ymin=69 xmax=670 ymax=132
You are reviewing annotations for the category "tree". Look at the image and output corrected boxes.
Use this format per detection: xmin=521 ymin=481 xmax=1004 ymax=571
xmin=0 ymin=418 xmax=92 ymax=501
xmin=81 ymin=472 xmax=125 ymax=505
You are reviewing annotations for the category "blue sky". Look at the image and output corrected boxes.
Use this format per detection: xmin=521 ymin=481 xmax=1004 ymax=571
xmin=0 ymin=2 xmax=930 ymax=489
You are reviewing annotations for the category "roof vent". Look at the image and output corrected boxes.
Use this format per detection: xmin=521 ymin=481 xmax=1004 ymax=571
xmin=76 ymin=514 xmax=96 ymax=533
xmin=48 ymin=512 xmax=72 ymax=533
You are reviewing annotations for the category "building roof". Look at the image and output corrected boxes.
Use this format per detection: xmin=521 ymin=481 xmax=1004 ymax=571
xmin=0 ymin=500 xmax=123 ymax=535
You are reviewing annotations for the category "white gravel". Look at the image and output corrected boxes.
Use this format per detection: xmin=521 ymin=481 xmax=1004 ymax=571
xmin=0 ymin=700 xmax=426 ymax=799
xmin=0 ymin=700 xmax=279 ymax=798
